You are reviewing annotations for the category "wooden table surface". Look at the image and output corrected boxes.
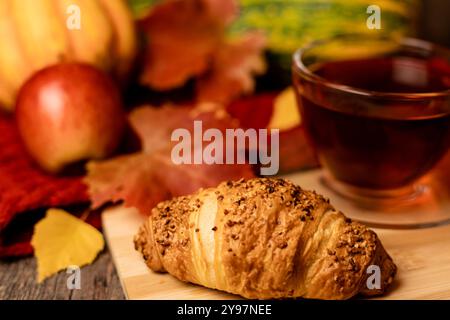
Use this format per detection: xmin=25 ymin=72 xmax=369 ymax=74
xmin=0 ymin=249 xmax=125 ymax=300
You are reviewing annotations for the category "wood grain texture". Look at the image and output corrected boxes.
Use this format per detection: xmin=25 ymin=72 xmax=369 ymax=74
xmin=0 ymin=251 xmax=125 ymax=300
xmin=103 ymin=205 xmax=450 ymax=300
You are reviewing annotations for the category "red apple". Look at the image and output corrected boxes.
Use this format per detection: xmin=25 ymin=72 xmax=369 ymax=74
xmin=16 ymin=63 xmax=126 ymax=173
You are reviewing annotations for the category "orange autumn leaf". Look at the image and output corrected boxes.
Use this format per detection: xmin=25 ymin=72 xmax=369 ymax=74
xmin=196 ymin=32 xmax=267 ymax=105
xmin=269 ymin=87 xmax=301 ymax=131
xmin=84 ymin=105 xmax=255 ymax=214
xmin=86 ymin=152 xmax=254 ymax=215
xmin=86 ymin=153 xmax=171 ymax=214
xmin=129 ymin=105 xmax=192 ymax=153
xmin=129 ymin=103 xmax=239 ymax=153
xmin=139 ymin=0 xmax=238 ymax=90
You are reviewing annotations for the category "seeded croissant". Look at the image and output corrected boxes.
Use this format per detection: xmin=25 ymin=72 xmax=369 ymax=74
xmin=134 ymin=178 xmax=396 ymax=300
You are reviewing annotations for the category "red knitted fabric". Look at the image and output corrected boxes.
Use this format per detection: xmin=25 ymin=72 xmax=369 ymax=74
xmin=0 ymin=114 xmax=89 ymax=257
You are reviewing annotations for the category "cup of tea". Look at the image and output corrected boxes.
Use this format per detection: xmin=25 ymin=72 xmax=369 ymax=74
xmin=292 ymin=35 xmax=450 ymax=203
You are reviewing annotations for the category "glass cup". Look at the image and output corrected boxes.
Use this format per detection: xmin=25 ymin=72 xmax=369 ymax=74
xmin=292 ymin=35 xmax=450 ymax=228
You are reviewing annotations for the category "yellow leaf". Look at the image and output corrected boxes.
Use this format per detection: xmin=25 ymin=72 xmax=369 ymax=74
xmin=31 ymin=209 xmax=104 ymax=283
xmin=268 ymin=87 xmax=301 ymax=131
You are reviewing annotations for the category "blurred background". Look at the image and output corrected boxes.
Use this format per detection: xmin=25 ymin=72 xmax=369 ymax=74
xmin=420 ymin=0 xmax=450 ymax=47
xmin=131 ymin=0 xmax=450 ymax=46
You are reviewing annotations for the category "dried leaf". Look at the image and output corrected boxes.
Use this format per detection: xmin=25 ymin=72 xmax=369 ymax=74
xmin=152 ymin=152 xmax=255 ymax=203
xmin=196 ymin=32 xmax=267 ymax=105
xmin=31 ymin=209 xmax=104 ymax=282
xmin=87 ymin=153 xmax=173 ymax=214
xmin=268 ymin=87 xmax=302 ymax=131
xmin=227 ymin=92 xmax=274 ymax=129
xmin=227 ymin=93 xmax=319 ymax=174
xmin=129 ymin=103 xmax=239 ymax=153
xmin=87 ymin=151 xmax=253 ymax=214
xmin=129 ymin=104 xmax=193 ymax=153
xmin=139 ymin=0 xmax=237 ymax=90
xmin=85 ymin=105 xmax=255 ymax=214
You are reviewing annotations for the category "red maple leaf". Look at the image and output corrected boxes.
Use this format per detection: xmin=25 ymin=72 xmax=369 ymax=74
xmin=138 ymin=0 xmax=238 ymax=90
xmin=196 ymin=32 xmax=267 ymax=105
xmin=84 ymin=105 xmax=255 ymax=214
xmin=138 ymin=0 xmax=267 ymax=104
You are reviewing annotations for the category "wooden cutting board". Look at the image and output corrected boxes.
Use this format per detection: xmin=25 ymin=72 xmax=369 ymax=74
xmin=103 ymin=172 xmax=450 ymax=300
xmin=103 ymin=208 xmax=450 ymax=300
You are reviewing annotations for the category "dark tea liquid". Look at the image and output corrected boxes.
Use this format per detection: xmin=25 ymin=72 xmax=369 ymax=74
xmin=297 ymin=56 xmax=450 ymax=190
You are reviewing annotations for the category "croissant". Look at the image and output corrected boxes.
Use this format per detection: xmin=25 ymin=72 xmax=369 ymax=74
xmin=134 ymin=178 xmax=396 ymax=300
